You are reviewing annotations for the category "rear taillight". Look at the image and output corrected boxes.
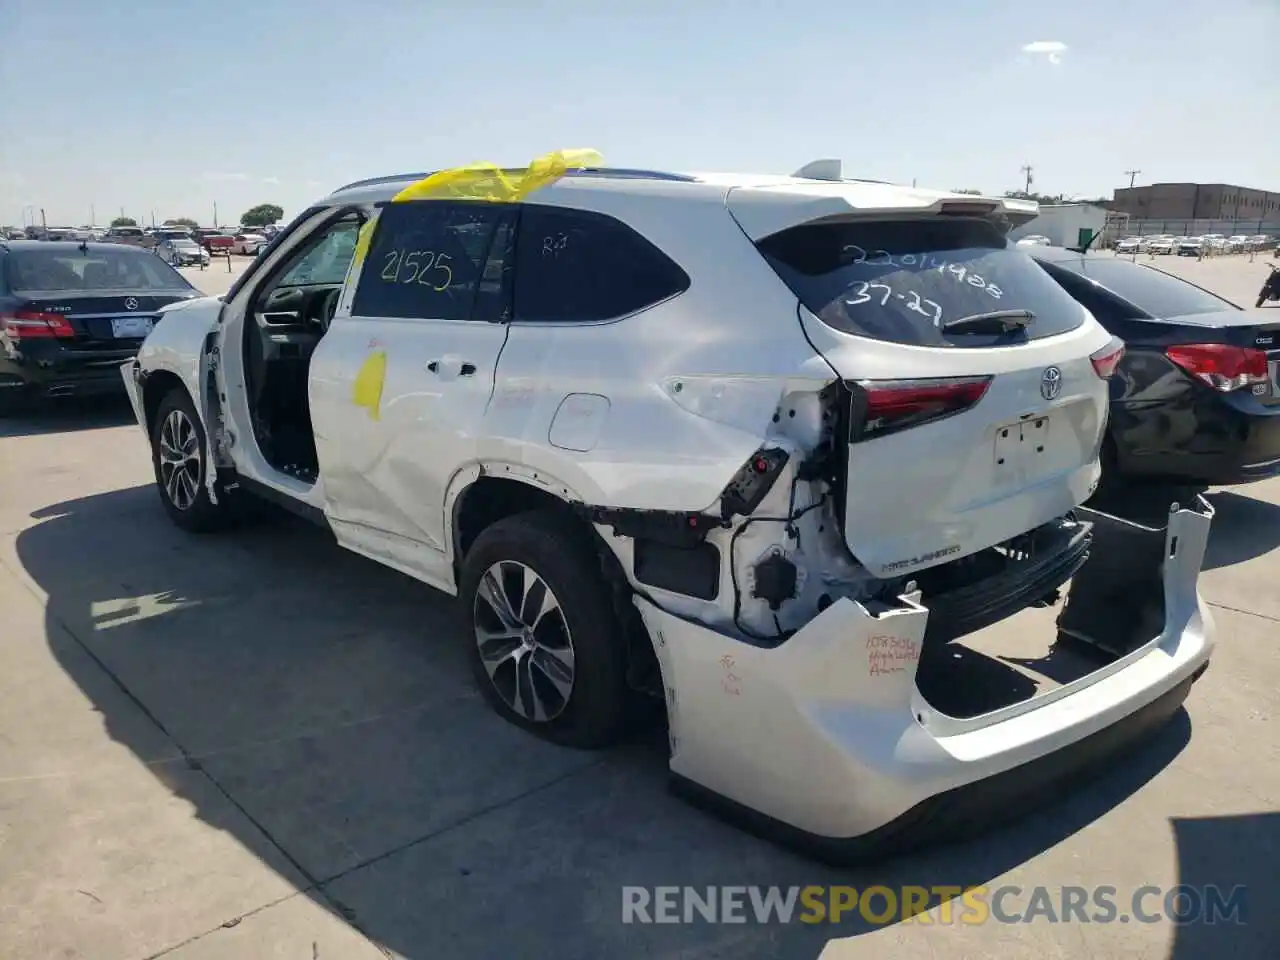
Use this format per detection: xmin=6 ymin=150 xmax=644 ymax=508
xmin=0 ymin=309 xmax=75 ymax=339
xmin=850 ymin=376 xmax=992 ymax=442
xmin=1165 ymin=343 xmax=1268 ymax=392
xmin=1090 ymin=337 xmax=1125 ymax=378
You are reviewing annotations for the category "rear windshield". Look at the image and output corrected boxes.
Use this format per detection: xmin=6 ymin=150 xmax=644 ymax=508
xmin=7 ymin=248 xmax=194 ymax=293
xmin=1046 ymin=258 xmax=1238 ymax=316
xmin=756 ymin=218 xmax=1087 ymax=347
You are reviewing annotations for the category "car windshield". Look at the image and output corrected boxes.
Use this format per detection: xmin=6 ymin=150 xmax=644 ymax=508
xmin=1047 ymin=257 xmax=1238 ymax=316
xmin=277 ymin=221 xmax=359 ymax=286
xmin=755 ymin=217 xmax=1086 ymax=348
xmin=7 ymin=248 xmax=195 ymax=293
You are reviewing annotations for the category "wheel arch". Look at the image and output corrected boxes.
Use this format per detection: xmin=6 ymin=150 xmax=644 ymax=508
xmin=447 ymin=464 xmax=664 ymax=708
xmin=448 ymin=465 xmax=589 ymax=568
xmin=141 ymin=368 xmax=191 ymax=435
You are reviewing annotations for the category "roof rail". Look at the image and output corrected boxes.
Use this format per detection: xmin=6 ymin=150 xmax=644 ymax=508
xmin=331 ymin=166 xmax=696 ymax=194
xmin=569 ymin=167 xmax=697 ymax=182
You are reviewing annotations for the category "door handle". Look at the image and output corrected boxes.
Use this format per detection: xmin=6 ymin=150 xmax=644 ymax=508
xmin=459 ymin=362 xmax=477 ymax=377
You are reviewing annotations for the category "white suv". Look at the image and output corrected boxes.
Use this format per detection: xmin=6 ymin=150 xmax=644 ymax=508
xmin=121 ymin=161 xmax=1213 ymax=859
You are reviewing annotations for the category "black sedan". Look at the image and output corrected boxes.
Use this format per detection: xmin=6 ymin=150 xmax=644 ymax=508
xmin=1031 ymin=248 xmax=1280 ymax=486
xmin=0 ymin=240 xmax=200 ymax=411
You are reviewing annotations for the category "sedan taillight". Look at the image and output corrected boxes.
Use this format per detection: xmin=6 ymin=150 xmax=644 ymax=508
xmin=1090 ymin=337 xmax=1126 ymax=378
xmin=850 ymin=376 xmax=992 ymax=442
xmin=0 ymin=309 xmax=75 ymax=339
xmin=1166 ymin=343 xmax=1269 ymax=392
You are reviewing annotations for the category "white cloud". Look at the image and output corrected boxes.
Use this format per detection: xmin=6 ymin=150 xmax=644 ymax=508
xmin=262 ymin=176 xmax=281 ymax=186
xmin=1022 ymin=40 xmax=1067 ymax=65
xmin=202 ymin=171 xmax=249 ymax=182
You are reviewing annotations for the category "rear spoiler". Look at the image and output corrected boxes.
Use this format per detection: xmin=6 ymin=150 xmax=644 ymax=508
xmin=730 ymin=186 xmax=1041 ymax=240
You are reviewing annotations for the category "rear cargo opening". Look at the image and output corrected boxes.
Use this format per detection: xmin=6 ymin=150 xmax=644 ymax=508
xmin=913 ymin=495 xmax=1182 ymax=719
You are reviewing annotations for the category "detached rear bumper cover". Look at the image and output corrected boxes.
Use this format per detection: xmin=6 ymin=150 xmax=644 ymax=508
xmin=636 ymin=497 xmax=1214 ymax=861
xmin=120 ymin=359 xmax=147 ymax=432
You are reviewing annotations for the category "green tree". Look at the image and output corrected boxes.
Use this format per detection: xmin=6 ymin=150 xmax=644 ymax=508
xmin=110 ymin=216 xmax=138 ymax=227
xmin=952 ymin=188 xmax=984 ymax=195
xmin=169 ymin=217 xmax=200 ymax=230
xmin=240 ymin=204 xmax=284 ymax=228
xmin=1004 ymin=190 xmax=1068 ymax=205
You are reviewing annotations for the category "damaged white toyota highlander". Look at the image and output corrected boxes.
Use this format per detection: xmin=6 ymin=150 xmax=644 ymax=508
xmin=121 ymin=158 xmax=1215 ymax=861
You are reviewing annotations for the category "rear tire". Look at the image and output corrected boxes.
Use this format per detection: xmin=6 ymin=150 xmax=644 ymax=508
xmin=459 ymin=510 xmax=630 ymax=749
xmin=150 ymin=387 xmax=231 ymax=533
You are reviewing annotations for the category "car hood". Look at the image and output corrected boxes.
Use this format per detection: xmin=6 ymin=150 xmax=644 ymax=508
xmin=159 ymin=295 xmax=219 ymax=314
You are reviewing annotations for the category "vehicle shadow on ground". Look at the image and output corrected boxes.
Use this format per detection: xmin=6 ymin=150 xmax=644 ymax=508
xmin=1201 ymin=490 xmax=1280 ymax=570
xmin=1166 ymin=812 xmax=1278 ymax=959
xmin=16 ymin=487 xmax=1206 ymax=959
xmin=0 ymin=395 xmax=136 ymax=439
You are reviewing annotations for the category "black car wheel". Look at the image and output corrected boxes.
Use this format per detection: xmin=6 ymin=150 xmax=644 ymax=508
xmin=459 ymin=510 xmax=629 ymax=749
xmin=150 ymin=387 xmax=231 ymax=532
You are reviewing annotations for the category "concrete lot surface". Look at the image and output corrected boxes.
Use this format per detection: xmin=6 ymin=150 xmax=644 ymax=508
xmin=0 ymin=252 xmax=1277 ymax=958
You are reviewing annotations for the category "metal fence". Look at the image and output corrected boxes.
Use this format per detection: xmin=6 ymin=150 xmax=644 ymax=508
xmin=1118 ymin=218 xmax=1280 ymax=239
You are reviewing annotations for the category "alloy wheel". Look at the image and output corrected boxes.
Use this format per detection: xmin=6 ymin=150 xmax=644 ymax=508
xmin=158 ymin=409 xmax=202 ymax=511
xmin=473 ymin=560 xmax=576 ymax=722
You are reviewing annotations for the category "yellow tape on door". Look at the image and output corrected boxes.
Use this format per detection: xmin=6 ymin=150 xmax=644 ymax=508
xmin=352 ymin=350 xmax=387 ymax=420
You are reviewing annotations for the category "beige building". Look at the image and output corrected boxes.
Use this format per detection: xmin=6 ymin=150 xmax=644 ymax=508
xmin=1113 ymin=183 xmax=1279 ymax=221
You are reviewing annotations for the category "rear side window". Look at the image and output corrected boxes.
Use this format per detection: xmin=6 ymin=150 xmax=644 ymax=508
xmin=1043 ymin=257 xmax=1239 ymax=317
xmin=352 ymin=201 xmax=509 ymax=321
xmin=513 ymin=206 xmax=689 ymax=323
xmin=7 ymin=247 xmax=194 ymax=294
xmin=1033 ymin=261 xmax=1142 ymax=328
xmin=756 ymin=218 xmax=1087 ymax=348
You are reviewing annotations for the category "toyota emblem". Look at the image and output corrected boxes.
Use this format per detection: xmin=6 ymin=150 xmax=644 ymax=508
xmin=124 ymin=297 xmax=139 ymax=311
xmin=1040 ymin=366 xmax=1063 ymax=400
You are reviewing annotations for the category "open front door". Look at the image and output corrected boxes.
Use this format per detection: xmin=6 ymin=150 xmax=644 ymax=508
xmin=309 ymin=200 xmax=515 ymax=589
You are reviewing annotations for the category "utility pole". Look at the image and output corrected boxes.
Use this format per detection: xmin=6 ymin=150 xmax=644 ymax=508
xmin=40 ymin=208 xmax=48 ymax=232
xmin=213 ymin=201 xmax=218 ymax=227
xmin=1020 ymin=164 xmax=1034 ymax=196
xmin=90 ymin=204 xmax=96 ymax=227
xmin=1124 ymin=169 xmax=1141 ymax=189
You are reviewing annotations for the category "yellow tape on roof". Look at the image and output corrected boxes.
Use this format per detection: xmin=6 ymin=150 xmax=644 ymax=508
xmin=350 ymin=147 xmax=603 ymax=268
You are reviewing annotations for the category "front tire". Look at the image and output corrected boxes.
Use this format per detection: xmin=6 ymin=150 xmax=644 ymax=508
xmin=459 ymin=511 xmax=629 ymax=749
xmin=150 ymin=387 xmax=230 ymax=533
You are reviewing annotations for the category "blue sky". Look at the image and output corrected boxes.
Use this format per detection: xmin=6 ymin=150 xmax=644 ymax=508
xmin=1 ymin=0 xmax=1275 ymax=228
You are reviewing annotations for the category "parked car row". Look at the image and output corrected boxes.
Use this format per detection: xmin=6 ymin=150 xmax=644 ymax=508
xmin=1115 ymin=233 xmax=1273 ymax=256
xmin=8 ymin=222 xmax=282 ymax=259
